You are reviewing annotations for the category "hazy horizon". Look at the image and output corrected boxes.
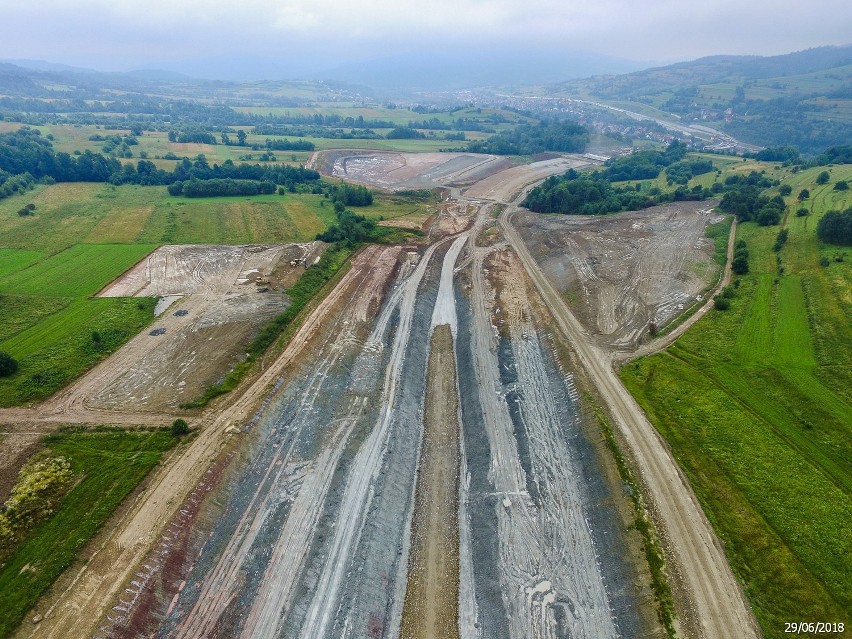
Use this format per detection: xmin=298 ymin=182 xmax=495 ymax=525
xmin=2 ymin=0 xmax=850 ymax=82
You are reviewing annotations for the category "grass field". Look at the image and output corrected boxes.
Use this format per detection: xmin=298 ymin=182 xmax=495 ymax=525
xmin=0 ymin=241 xmax=158 ymax=405
xmin=0 ymin=244 xmax=155 ymax=297
xmin=0 ymin=429 xmax=178 ymax=636
xmin=0 ymin=183 xmax=426 ymax=251
xmin=621 ymin=166 xmax=851 ymax=638
xmin=0 ymin=297 xmax=156 ymax=405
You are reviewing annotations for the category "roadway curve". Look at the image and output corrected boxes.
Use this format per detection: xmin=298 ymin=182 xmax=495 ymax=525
xmin=497 ymin=200 xmax=760 ymax=639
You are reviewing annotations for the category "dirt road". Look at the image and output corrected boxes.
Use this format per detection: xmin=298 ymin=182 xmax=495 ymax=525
xmin=499 ymin=204 xmax=759 ymax=639
xmin=398 ymin=326 xmax=461 ymax=639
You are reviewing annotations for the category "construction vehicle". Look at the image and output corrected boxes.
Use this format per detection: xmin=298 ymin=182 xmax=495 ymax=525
xmin=255 ymin=275 xmax=270 ymax=285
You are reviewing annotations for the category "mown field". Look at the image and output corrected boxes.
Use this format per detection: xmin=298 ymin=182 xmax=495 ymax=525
xmin=0 ymin=429 xmax=178 ymax=636
xmin=621 ymin=164 xmax=851 ymax=638
xmin=0 ymin=244 xmax=155 ymax=297
xmin=0 ymin=297 xmax=156 ymax=406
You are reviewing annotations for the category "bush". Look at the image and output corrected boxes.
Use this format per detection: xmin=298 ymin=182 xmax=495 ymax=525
xmin=732 ymin=255 xmax=749 ymax=274
xmin=0 ymin=456 xmax=72 ymax=551
xmin=816 ymin=170 xmax=830 ymax=185
xmin=170 ymin=418 xmax=189 ymax=437
xmin=816 ymin=207 xmax=852 ymax=246
xmin=796 ymin=207 xmax=809 ymax=217
xmin=833 ymin=180 xmax=848 ymax=191
xmin=714 ymin=295 xmax=731 ymax=310
xmin=773 ymin=228 xmax=789 ymax=252
xmin=0 ymin=352 xmax=18 ymax=377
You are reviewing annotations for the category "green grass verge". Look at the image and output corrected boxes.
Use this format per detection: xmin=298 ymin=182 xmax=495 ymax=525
xmin=620 ymin=168 xmax=851 ymax=638
xmin=0 ymin=429 xmax=178 ymax=636
xmin=705 ymin=216 xmax=733 ymax=266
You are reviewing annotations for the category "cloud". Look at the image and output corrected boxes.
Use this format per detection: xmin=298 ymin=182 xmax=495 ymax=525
xmin=1 ymin=0 xmax=849 ymax=73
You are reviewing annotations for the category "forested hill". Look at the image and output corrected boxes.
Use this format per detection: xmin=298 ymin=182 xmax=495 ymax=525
xmin=549 ymin=46 xmax=852 ymax=153
xmin=553 ymin=46 xmax=852 ymax=99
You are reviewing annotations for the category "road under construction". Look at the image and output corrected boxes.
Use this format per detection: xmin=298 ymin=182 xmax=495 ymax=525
xmin=15 ymin=152 xmax=758 ymax=639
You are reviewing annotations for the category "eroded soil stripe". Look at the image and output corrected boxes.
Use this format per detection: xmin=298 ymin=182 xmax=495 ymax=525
xmin=399 ymin=325 xmax=461 ymax=639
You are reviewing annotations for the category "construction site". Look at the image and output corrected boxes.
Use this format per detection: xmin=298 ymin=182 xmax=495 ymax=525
xmin=6 ymin=152 xmax=759 ymax=639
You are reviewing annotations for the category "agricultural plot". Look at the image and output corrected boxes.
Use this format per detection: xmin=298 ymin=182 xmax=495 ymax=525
xmin=0 ymin=244 xmax=155 ymax=297
xmin=0 ymin=243 xmax=158 ymax=404
xmin=1 ymin=183 xmax=422 ymax=252
xmin=0 ymin=297 xmax=156 ymax=406
xmin=135 ymin=195 xmax=334 ymax=245
xmin=621 ymin=166 xmax=852 ymax=638
xmin=0 ymin=175 xmax=428 ymax=409
xmin=0 ymin=249 xmax=44 ymax=278
xmin=0 ymin=429 xmax=178 ymax=637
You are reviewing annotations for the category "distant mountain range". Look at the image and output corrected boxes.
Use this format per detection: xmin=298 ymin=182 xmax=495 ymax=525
xmin=1 ymin=45 xmax=849 ymax=153
xmin=548 ymin=45 xmax=852 ymax=100
xmin=2 ymin=45 xmax=650 ymax=91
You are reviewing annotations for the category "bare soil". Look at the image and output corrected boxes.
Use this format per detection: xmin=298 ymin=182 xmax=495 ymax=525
xmin=319 ymin=150 xmax=512 ymax=190
xmin=514 ymin=202 xmax=724 ymax=350
xmin=0 ymin=430 xmax=43 ymax=503
xmin=85 ymin=243 xmax=317 ymax=411
xmin=399 ymin=325 xmax=460 ymax=639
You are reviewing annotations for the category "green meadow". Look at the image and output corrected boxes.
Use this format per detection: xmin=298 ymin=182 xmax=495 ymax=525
xmin=0 ymin=429 xmax=178 ymax=636
xmin=621 ymin=165 xmax=852 ymax=638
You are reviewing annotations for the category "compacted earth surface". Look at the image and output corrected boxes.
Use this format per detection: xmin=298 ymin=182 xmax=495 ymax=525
xmin=10 ymin=152 xmax=757 ymax=639
xmin=513 ymin=202 xmax=723 ymax=351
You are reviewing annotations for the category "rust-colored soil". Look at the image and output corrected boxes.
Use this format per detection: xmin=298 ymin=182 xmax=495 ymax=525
xmin=399 ymin=325 xmax=460 ymax=639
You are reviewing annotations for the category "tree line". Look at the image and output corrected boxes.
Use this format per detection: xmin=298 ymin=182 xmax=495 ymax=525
xmin=465 ymin=121 xmax=588 ymax=155
xmin=0 ymin=127 xmax=321 ymax=200
xmin=523 ymin=142 xmax=716 ymax=215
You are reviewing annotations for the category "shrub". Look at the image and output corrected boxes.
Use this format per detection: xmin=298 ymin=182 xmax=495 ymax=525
xmin=732 ymin=253 xmax=749 ymax=275
xmin=0 ymin=456 xmax=72 ymax=551
xmin=0 ymin=352 xmax=18 ymax=377
xmin=714 ymin=295 xmax=731 ymax=310
xmin=816 ymin=207 xmax=852 ymax=246
xmin=170 ymin=418 xmax=189 ymax=437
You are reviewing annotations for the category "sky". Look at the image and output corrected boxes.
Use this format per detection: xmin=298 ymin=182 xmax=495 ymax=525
xmin=1 ymin=0 xmax=850 ymax=79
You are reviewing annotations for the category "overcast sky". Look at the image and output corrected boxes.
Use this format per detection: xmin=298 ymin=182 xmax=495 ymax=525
xmin=2 ymin=0 xmax=850 ymax=78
